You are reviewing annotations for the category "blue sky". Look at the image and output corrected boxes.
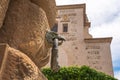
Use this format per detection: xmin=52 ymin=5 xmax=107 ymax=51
xmin=56 ymin=0 xmax=120 ymax=79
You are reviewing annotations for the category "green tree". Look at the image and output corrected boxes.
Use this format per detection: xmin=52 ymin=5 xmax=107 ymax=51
xmin=42 ymin=66 xmax=117 ymax=80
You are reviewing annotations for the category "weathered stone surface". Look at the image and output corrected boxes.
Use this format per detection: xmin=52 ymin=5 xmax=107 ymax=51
xmin=0 ymin=0 xmax=10 ymax=28
xmin=0 ymin=0 xmax=56 ymax=28
xmin=0 ymin=44 xmax=47 ymax=80
xmin=0 ymin=44 xmax=7 ymax=69
xmin=0 ymin=0 xmax=56 ymax=69
xmin=30 ymin=0 xmax=56 ymax=27
xmin=0 ymin=0 xmax=56 ymax=79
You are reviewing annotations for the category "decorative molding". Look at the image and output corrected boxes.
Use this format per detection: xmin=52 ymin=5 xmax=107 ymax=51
xmin=85 ymin=22 xmax=91 ymax=27
xmin=84 ymin=37 xmax=112 ymax=43
xmin=57 ymin=4 xmax=85 ymax=10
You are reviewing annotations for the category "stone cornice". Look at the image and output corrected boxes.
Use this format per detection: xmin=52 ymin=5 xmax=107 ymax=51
xmin=84 ymin=37 xmax=112 ymax=43
xmin=85 ymin=22 xmax=91 ymax=27
xmin=56 ymin=4 xmax=85 ymax=10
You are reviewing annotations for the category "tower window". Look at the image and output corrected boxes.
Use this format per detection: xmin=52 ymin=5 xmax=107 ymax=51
xmin=63 ymin=23 xmax=68 ymax=32
xmin=51 ymin=23 xmax=58 ymax=32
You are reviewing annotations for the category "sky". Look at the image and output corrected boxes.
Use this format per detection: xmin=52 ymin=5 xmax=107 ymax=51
xmin=56 ymin=0 xmax=120 ymax=79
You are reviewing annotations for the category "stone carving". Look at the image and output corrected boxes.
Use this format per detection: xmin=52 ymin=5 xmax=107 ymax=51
xmin=46 ymin=30 xmax=65 ymax=72
xmin=0 ymin=0 xmax=56 ymax=80
xmin=0 ymin=44 xmax=47 ymax=80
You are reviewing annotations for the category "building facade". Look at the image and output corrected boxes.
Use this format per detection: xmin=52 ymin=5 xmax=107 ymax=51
xmin=51 ymin=4 xmax=113 ymax=76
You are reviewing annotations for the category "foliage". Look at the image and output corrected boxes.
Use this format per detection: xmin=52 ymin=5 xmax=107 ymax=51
xmin=42 ymin=66 xmax=117 ymax=80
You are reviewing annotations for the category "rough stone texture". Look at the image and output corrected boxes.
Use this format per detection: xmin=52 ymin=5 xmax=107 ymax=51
xmin=0 ymin=44 xmax=47 ymax=80
xmin=30 ymin=0 xmax=56 ymax=27
xmin=0 ymin=0 xmax=56 ymax=79
xmin=0 ymin=0 xmax=56 ymax=68
xmin=0 ymin=0 xmax=10 ymax=28
xmin=0 ymin=0 xmax=56 ymax=28
xmin=0 ymin=44 xmax=6 ymax=69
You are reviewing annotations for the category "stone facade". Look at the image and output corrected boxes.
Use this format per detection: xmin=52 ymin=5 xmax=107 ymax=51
xmin=50 ymin=4 xmax=114 ymax=76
